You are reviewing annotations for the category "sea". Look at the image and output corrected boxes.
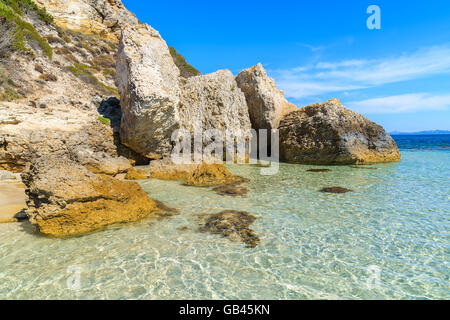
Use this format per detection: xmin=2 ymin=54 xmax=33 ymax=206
xmin=0 ymin=135 xmax=448 ymax=299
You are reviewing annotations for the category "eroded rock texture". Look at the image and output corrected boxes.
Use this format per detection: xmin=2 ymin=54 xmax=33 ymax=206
xmin=236 ymin=63 xmax=297 ymax=130
xmin=21 ymin=156 xmax=160 ymax=237
xmin=279 ymin=99 xmax=401 ymax=165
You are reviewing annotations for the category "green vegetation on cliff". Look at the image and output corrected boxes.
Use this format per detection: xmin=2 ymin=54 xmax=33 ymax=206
xmin=169 ymin=46 xmax=201 ymax=78
xmin=69 ymin=63 xmax=118 ymax=95
xmin=0 ymin=0 xmax=53 ymax=59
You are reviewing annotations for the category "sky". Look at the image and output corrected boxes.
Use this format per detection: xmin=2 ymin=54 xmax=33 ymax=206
xmin=122 ymin=0 xmax=450 ymax=132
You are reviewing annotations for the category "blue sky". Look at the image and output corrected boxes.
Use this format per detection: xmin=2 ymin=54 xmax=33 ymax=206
xmin=122 ymin=0 xmax=450 ymax=132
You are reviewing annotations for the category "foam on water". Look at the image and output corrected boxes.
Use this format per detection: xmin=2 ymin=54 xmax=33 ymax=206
xmin=0 ymin=148 xmax=449 ymax=299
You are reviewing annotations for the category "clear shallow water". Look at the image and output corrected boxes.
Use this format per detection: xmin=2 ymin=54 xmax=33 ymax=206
xmin=0 ymin=137 xmax=449 ymax=300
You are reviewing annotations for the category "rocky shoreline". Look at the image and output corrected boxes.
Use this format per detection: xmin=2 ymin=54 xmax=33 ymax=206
xmin=0 ymin=0 xmax=400 ymax=244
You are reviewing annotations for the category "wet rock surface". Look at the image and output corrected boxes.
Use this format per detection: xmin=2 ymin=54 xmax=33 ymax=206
xmin=198 ymin=210 xmax=260 ymax=248
xmin=320 ymin=187 xmax=353 ymax=194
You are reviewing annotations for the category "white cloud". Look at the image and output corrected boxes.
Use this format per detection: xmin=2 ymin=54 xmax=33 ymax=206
xmin=271 ymin=45 xmax=450 ymax=100
xmin=347 ymin=93 xmax=450 ymax=114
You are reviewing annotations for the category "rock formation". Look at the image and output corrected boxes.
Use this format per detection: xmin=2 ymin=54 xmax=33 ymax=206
xmin=117 ymin=24 xmax=252 ymax=159
xmin=236 ymin=63 xmax=297 ymax=130
xmin=198 ymin=210 xmax=260 ymax=248
xmin=279 ymin=99 xmax=401 ymax=164
xmin=21 ymin=156 xmax=161 ymax=237
xmin=184 ymin=163 xmax=248 ymax=187
xmin=35 ymin=0 xmax=140 ymax=40
xmin=116 ymin=24 xmax=181 ymax=159
xmin=0 ymin=103 xmax=131 ymax=175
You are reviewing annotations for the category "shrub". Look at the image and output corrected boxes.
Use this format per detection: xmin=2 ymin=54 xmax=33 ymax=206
xmin=169 ymin=46 xmax=201 ymax=78
xmin=39 ymin=73 xmax=57 ymax=81
xmin=68 ymin=63 xmax=118 ymax=95
xmin=0 ymin=87 xmax=20 ymax=101
xmin=98 ymin=116 xmax=111 ymax=126
xmin=0 ymin=1 xmax=53 ymax=59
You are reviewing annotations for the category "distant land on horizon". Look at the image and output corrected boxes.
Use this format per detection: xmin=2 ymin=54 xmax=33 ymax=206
xmin=390 ymin=130 xmax=450 ymax=136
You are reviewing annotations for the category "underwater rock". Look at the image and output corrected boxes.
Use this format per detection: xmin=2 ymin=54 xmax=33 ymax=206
xmin=307 ymin=169 xmax=331 ymax=173
xmin=350 ymin=166 xmax=378 ymax=170
xmin=198 ymin=210 xmax=260 ymax=248
xmin=320 ymin=187 xmax=353 ymax=194
xmin=212 ymin=185 xmax=249 ymax=197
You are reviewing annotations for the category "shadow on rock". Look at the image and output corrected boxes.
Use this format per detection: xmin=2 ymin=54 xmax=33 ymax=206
xmin=198 ymin=210 xmax=260 ymax=248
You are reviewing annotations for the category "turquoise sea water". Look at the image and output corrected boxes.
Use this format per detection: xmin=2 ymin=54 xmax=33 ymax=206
xmin=0 ymin=136 xmax=449 ymax=299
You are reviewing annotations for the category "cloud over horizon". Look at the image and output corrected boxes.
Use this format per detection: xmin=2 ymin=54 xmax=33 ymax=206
xmin=271 ymin=44 xmax=450 ymax=103
xmin=347 ymin=93 xmax=450 ymax=114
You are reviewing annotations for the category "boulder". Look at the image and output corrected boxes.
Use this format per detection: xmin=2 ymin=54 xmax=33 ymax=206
xmin=279 ymin=99 xmax=401 ymax=165
xmin=184 ymin=163 xmax=248 ymax=187
xmin=71 ymin=148 xmax=131 ymax=176
xmin=21 ymin=156 xmax=161 ymax=237
xmin=236 ymin=63 xmax=297 ymax=130
xmin=116 ymin=24 xmax=181 ymax=159
xmin=149 ymin=158 xmax=199 ymax=181
xmin=178 ymin=69 xmax=252 ymax=140
xmin=116 ymin=24 xmax=252 ymax=160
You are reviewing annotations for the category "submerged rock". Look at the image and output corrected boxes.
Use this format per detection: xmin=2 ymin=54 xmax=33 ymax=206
xmin=307 ymin=169 xmax=331 ymax=173
xmin=236 ymin=63 xmax=297 ymax=130
xmin=320 ymin=187 xmax=353 ymax=194
xmin=279 ymin=99 xmax=401 ymax=165
xmin=184 ymin=163 xmax=248 ymax=187
xmin=212 ymin=185 xmax=249 ymax=197
xmin=199 ymin=210 xmax=260 ymax=248
xmin=21 ymin=156 xmax=163 ymax=237
xmin=350 ymin=165 xmax=378 ymax=170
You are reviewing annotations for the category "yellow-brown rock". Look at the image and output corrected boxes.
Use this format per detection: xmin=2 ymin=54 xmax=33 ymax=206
xmin=21 ymin=156 xmax=160 ymax=237
xmin=184 ymin=163 xmax=248 ymax=187
xmin=125 ymin=167 xmax=149 ymax=180
xmin=35 ymin=0 xmax=140 ymax=41
xmin=149 ymin=159 xmax=199 ymax=181
xmin=279 ymin=99 xmax=401 ymax=165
